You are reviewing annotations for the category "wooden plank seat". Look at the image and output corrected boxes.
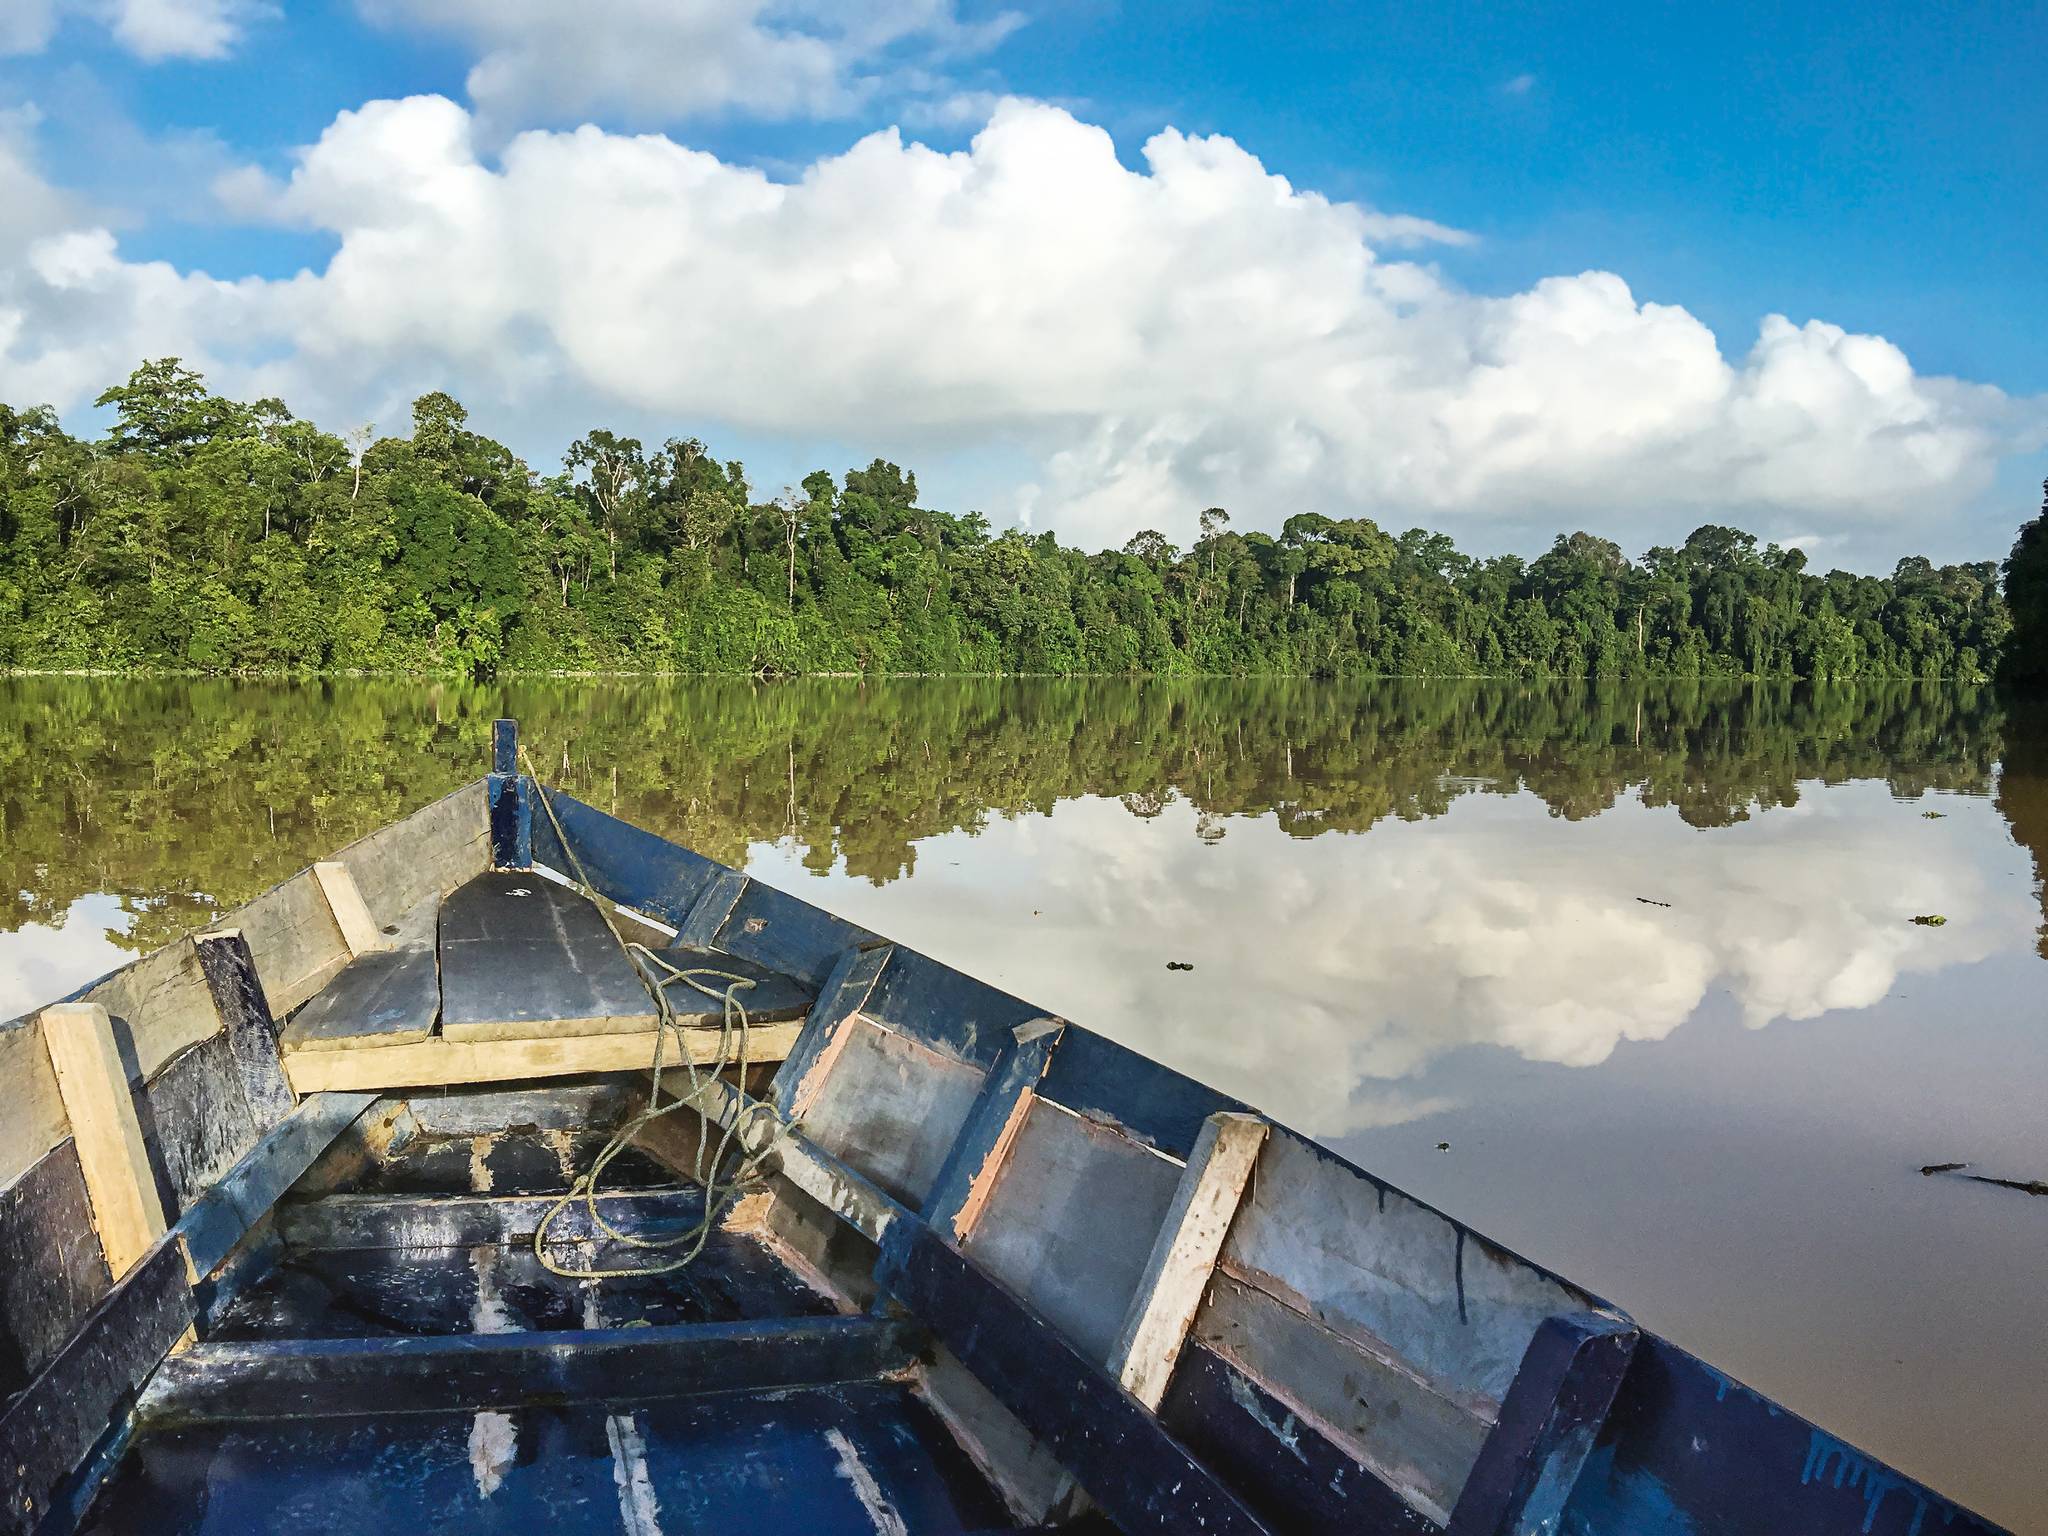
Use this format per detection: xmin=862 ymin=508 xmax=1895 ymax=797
xmin=276 ymin=870 xmax=818 ymax=1093
xmin=279 ymin=947 xmax=439 ymax=1053
xmin=439 ymin=871 xmax=660 ymax=1041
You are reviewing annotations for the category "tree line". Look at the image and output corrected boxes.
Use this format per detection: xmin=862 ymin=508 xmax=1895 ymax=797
xmin=0 ymin=360 xmax=2024 ymax=679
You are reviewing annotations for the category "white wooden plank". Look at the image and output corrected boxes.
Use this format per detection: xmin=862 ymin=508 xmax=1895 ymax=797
xmin=1108 ymin=1111 xmax=1268 ymax=1408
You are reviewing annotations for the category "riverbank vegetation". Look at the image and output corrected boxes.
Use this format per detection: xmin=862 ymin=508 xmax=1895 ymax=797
xmin=0 ymin=362 xmax=2015 ymax=678
xmin=0 ymin=675 xmax=2004 ymax=953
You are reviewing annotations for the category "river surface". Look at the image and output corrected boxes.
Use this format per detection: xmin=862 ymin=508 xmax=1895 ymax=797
xmin=2 ymin=677 xmax=2043 ymax=1530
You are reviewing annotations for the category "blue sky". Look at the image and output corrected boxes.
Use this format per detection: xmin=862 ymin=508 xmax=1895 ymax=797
xmin=1 ymin=0 xmax=2042 ymax=568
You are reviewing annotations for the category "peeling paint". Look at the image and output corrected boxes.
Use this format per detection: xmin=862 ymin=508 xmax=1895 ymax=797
xmin=466 ymin=1410 xmax=516 ymax=1499
xmin=826 ymin=1425 xmax=911 ymax=1536
xmin=469 ymin=1135 xmax=494 ymax=1194
xmin=607 ymin=1412 xmax=666 ymax=1536
xmin=1226 ymin=1370 xmax=1309 ymax=1466
xmin=469 ymin=1244 xmax=516 ymax=1335
xmin=1803 ymin=1431 xmax=1932 ymax=1536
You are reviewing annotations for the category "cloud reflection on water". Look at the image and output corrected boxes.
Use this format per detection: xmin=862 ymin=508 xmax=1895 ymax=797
xmin=758 ymin=779 xmax=2034 ymax=1137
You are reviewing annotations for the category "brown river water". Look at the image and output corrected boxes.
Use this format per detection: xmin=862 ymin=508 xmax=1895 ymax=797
xmin=2 ymin=676 xmax=2042 ymax=1529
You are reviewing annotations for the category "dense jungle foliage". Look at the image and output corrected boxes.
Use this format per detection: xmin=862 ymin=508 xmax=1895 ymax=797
xmin=0 ymin=674 xmax=2006 ymax=954
xmin=0 ymin=361 xmax=2020 ymax=678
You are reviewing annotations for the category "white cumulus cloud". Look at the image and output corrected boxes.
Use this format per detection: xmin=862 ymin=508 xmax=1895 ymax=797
xmin=0 ymin=94 xmax=2040 ymax=554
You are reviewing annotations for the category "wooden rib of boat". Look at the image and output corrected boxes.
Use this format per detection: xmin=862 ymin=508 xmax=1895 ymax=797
xmin=0 ymin=719 xmax=2010 ymax=1535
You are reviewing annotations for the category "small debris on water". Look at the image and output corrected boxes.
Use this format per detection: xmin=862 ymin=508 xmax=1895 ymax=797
xmin=1436 ymin=1141 xmax=1451 ymax=1152
xmin=1919 ymin=1162 xmax=2048 ymax=1196
xmin=1636 ymin=897 xmax=1673 ymax=908
xmin=1911 ymin=914 xmax=1947 ymax=926
xmin=1922 ymin=811 xmax=1946 ymax=820
xmin=1166 ymin=960 xmax=1195 ymax=971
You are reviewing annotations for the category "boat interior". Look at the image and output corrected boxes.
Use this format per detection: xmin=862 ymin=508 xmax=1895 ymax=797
xmin=0 ymin=736 xmax=2009 ymax=1536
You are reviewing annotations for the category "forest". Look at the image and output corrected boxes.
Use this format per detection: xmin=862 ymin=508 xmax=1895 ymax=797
xmin=0 ymin=360 xmax=2022 ymax=679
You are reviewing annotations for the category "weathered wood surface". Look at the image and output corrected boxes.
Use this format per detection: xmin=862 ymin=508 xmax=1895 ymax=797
xmin=401 ymin=1080 xmax=637 ymax=1136
xmin=1194 ymin=1271 xmax=1490 ymax=1524
xmin=40 ymin=1003 xmax=169 ymax=1280
xmin=0 ymin=1016 xmax=72 ymax=1193
xmin=280 ymin=944 xmax=440 ymax=1052
xmin=193 ymin=930 xmax=296 ymax=1130
xmin=1446 ymin=1312 xmax=1637 ymax=1536
xmin=961 ymin=1098 xmax=1183 ymax=1366
xmin=0 ymin=1142 xmax=111 ymax=1402
xmin=1 ymin=780 xmax=487 ymax=1193
xmin=336 ymin=777 xmax=490 ymax=935
xmin=676 ymin=866 xmax=749 ymax=947
xmin=651 ymin=1076 xmax=909 ymax=1245
xmin=770 ymin=942 xmax=893 ymax=1121
xmin=918 ymin=1345 xmax=1073 ymax=1523
xmin=138 ymin=1316 xmax=927 ymax=1423
xmin=1158 ymin=1342 xmax=1438 ymax=1535
xmin=312 ymin=862 xmax=387 ymax=957
xmin=878 ymin=1221 xmax=1276 ymax=1536
xmin=282 ymin=1019 xmax=802 ymax=1093
xmin=1038 ymin=1024 xmax=1249 ymax=1160
xmin=923 ymin=1018 xmax=1064 ymax=1244
xmin=172 ymin=1093 xmax=380 ymax=1281
xmin=715 ymin=879 xmax=879 ymax=990
xmin=276 ymin=1187 xmax=703 ymax=1252
xmin=0 ymin=1235 xmax=191 ymax=1536
xmin=1555 ymin=1336 xmax=2010 ymax=1536
xmin=142 ymin=1033 xmax=261 ymax=1216
xmin=798 ymin=1018 xmax=986 ymax=1207
xmin=439 ymin=871 xmax=658 ymax=1040
xmin=1221 ymin=1129 xmax=1593 ymax=1417
xmin=652 ymin=944 xmax=814 ymax=1025
xmin=77 ymin=936 xmax=217 ymax=1091
xmin=1109 ymin=1111 xmax=1267 ymax=1410
xmin=863 ymin=946 xmax=1041 ymax=1071
xmin=216 ymin=867 xmax=353 ymax=1023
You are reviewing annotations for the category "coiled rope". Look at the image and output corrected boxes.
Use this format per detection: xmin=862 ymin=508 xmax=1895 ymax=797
xmin=520 ymin=746 xmax=791 ymax=1280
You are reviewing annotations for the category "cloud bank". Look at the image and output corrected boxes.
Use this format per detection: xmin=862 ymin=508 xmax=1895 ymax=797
xmin=0 ymin=93 xmax=2040 ymax=552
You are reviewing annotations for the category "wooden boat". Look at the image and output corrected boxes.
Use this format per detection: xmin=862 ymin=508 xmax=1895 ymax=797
xmin=0 ymin=719 xmax=2009 ymax=1536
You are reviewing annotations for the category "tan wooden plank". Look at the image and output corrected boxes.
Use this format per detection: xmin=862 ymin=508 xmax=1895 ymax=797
xmin=1108 ymin=1111 xmax=1268 ymax=1409
xmin=39 ymin=1003 xmax=169 ymax=1279
xmin=281 ymin=1021 xmax=802 ymax=1094
xmin=313 ymin=862 xmax=388 ymax=957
